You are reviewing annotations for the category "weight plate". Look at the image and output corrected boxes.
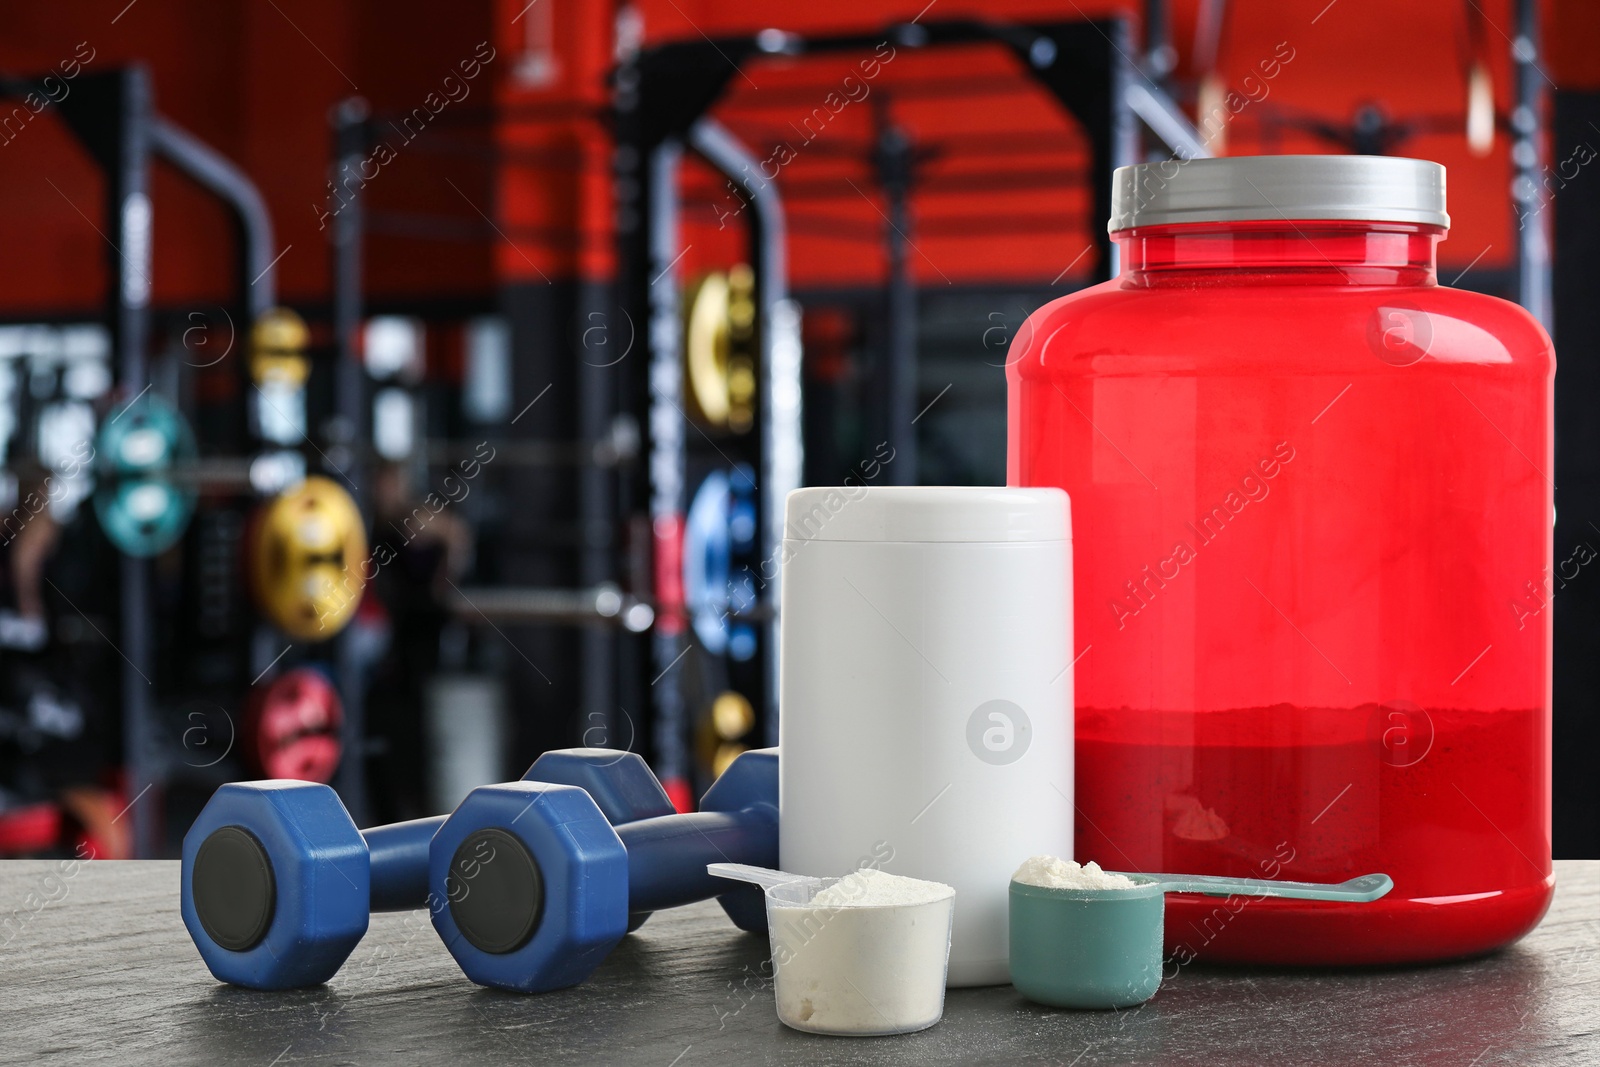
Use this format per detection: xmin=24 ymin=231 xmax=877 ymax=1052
xmin=92 ymin=392 xmax=197 ymax=557
xmin=683 ymin=266 xmax=757 ymax=434
xmin=244 ymin=667 xmax=344 ymax=783
xmin=683 ymin=467 xmax=758 ymax=661
xmin=249 ymin=476 xmax=368 ymax=641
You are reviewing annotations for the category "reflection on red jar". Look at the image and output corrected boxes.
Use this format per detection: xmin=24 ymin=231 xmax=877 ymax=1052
xmin=1007 ymin=156 xmax=1554 ymax=965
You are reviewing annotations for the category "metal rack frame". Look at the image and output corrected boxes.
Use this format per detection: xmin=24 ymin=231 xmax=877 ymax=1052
xmin=612 ymin=14 xmax=1204 ymax=769
xmin=40 ymin=67 xmax=279 ymax=856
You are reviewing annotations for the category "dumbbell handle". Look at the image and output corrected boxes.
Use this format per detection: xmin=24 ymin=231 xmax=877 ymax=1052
xmin=618 ymin=806 xmax=777 ymax=913
xmin=364 ymin=816 xmax=447 ymax=911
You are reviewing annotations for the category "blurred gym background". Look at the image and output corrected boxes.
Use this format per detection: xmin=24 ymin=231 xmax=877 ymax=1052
xmin=0 ymin=0 xmax=1595 ymax=860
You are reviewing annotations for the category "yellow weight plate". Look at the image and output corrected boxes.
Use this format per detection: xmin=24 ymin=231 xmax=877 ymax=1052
xmin=683 ymin=266 xmax=757 ymax=433
xmin=251 ymin=307 xmax=311 ymax=388
xmin=685 ymin=271 xmax=732 ymax=428
xmin=250 ymin=475 xmax=368 ymax=641
xmin=711 ymin=689 xmax=755 ymax=741
xmin=253 ymin=307 xmax=310 ymax=354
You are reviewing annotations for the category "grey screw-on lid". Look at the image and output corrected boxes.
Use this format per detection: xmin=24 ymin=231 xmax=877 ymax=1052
xmin=1109 ymin=155 xmax=1449 ymax=232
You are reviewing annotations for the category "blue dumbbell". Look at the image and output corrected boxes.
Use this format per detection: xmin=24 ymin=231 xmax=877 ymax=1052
xmin=429 ymin=747 xmax=777 ymax=992
xmin=181 ymin=749 xmax=676 ymax=989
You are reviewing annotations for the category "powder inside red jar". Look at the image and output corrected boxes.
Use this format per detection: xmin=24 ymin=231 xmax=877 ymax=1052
xmin=1075 ymin=704 xmax=1553 ymax=965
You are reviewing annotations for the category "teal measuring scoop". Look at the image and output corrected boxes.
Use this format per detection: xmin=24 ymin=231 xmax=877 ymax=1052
xmin=1009 ymin=871 xmax=1392 ymax=1010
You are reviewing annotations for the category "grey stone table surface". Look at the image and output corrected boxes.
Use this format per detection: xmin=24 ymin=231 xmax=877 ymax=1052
xmin=1 ymin=859 xmax=1595 ymax=1066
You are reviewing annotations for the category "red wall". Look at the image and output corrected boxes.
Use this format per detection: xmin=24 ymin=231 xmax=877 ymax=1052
xmin=0 ymin=0 xmax=1577 ymax=316
xmin=652 ymin=0 xmax=1550 ymax=286
xmin=0 ymin=0 xmax=495 ymax=316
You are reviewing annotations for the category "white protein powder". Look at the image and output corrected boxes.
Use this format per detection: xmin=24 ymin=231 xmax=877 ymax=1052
xmin=768 ymin=870 xmax=955 ymax=1035
xmin=1012 ymin=854 xmax=1139 ymax=891
xmin=808 ymin=867 xmax=954 ymax=908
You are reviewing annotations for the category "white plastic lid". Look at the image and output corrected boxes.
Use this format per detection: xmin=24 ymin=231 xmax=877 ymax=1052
xmin=783 ymin=486 xmax=1069 ymax=544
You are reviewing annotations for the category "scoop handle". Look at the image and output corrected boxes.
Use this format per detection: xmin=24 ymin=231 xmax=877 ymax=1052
xmin=706 ymin=862 xmax=823 ymax=892
xmin=1137 ymin=871 xmax=1393 ymax=902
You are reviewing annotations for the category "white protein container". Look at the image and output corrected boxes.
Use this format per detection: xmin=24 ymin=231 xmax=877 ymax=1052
xmin=778 ymin=486 xmax=1073 ymax=987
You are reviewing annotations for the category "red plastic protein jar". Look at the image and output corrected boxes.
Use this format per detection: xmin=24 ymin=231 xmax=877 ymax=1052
xmin=1007 ymin=155 xmax=1554 ymax=965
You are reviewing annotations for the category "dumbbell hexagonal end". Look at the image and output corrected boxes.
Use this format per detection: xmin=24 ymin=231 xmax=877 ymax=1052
xmin=700 ymin=748 xmax=779 ymax=933
xmin=522 ymin=749 xmax=677 ymax=823
xmin=523 ymin=748 xmax=677 ymax=933
xmin=181 ymin=781 xmax=369 ymax=989
xmin=430 ymin=781 xmax=629 ymax=993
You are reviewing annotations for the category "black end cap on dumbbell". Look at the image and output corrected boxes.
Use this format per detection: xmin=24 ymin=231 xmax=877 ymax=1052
xmin=449 ymin=828 xmax=543 ymax=955
xmin=192 ymin=825 xmax=276 ymax=952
